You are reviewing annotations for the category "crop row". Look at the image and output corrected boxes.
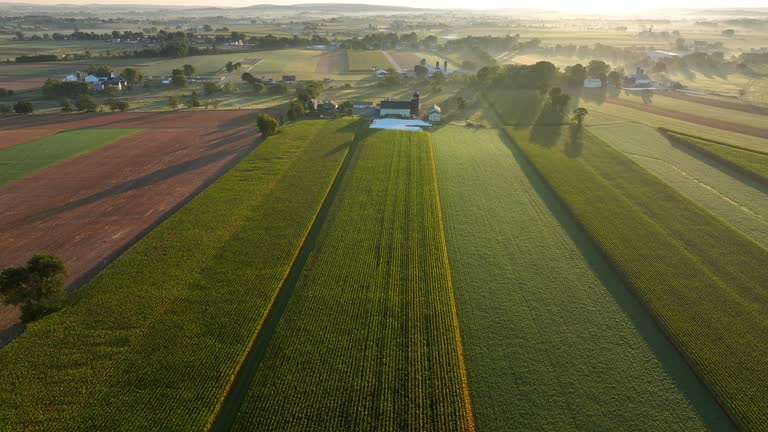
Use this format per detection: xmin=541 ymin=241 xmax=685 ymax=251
xmin=431 ymin=126 xmax=719 ymax=431
xmin=661 ymin=128 xmax=768 ymax=185
xmin=0 ymin=118 xmax=357 ymax=431
xmin=230 ymin=130 xmax=472 ymax=431
xmin=508 ymin=126 xmax=768 ymax=431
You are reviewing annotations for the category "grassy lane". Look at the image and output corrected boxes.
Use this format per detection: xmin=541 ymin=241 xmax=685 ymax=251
xmin=433 ymin=125 xmax=721 ymax=431
xmin=230 ymin=130 xmax=471 ymax=431
xmin=663 ymin=129 xmax=768 ymax=184
xmin=509 ymin=125 xmax=767 ymax=431
xmin=0 ymin=119 xmax=357 ymax=431
xmin=589 ymin=123 xmax=768 ymax=249
xmin=0 ymin=128 xmax=139 ymax=185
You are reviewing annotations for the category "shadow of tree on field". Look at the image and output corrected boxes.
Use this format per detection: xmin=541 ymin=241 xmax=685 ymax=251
xmin=529 ymin=103 xmax=564 ymax=147
xmin=564 ymin=124 xmax=584 ymax=158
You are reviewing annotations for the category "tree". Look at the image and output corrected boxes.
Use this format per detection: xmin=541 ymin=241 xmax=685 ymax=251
xmin=587 ymin=59 xmax=610 ymax=83
xmin=461 ymin=60 xmax=477 ymax=71
xmin=203 ymin=82 xmax=220 ymax=95
xmin=256 ymin=114 xmax=279 ymax=137
xmin=121 ymin=68 xmax=144 ymax=86
xmin=572 ymin=107 xmax=589 ymax=125
xmin=0 ymin=254 xmax=67 ymax=322
xmin=338 ymin=100 xmax=353 ymax=116
xmin=223 ymin=82 xmax=238 ymax=93
xmin=241 ymin=72 xmax=256 ymax=84
xmin=296 ymin=81 xmax=322 ymax=104
xmin=225 ymin=61 xmax=235 ymax=73
xmin=269 ymin=83 xmax=288 ymax=95
xmin=431 ymin=70 xmax=445 ymax=83
xmin=251 ymin=82 xmax=266 ymax=94
xmin=182 ymin=64 xmax=195 ymax=77
xmin=0 ymin=104 xmax=12 ymax=114
xmin=168 ymin=96 xmax=180 ymax=110
xmin=606 ymin=70 xmax=623 ymax=87
xmin=171 ymin=69 xmax=187 ymax=88
xmin=88 ymin=65 xmax=113 ymax=75
xmin=549 ymin=87 xmax=571 ymax=114
xmin=13 ymin=101 xmax=34 ymax=114
xmin=60 ymin=98 xmax=74 ymax=112
xmin=414 ymin=64 xmax=428 ymax=77
xmin=563 ymin=63 xmax=587 ymax=86
xmin=456 ymin=96 xmax=466 ymax=110
xmin=286 ymin=101 xmax=306 ymax=121
xmin=107 ymin=98 xmax=129 ymax=112
xmin=189 ymin=91 xmax=201 ymax=107
xmin=75 ymin=94 xmax=98 ymax=112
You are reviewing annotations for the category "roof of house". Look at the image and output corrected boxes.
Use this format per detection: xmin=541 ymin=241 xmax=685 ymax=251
xmin=380 ymin=100 xmax=412 ymax=110
xmin=428 ymin=104 xmax=441 ymax=113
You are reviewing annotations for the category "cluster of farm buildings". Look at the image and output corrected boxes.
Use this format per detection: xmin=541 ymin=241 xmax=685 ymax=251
xmin=63 ymin=71 xmax=127 ymax=91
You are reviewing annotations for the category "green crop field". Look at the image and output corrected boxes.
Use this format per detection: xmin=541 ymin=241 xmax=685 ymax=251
xmin=509 ymin=125 xmax=768 ymax=431
xmin=346 ymin=50 xmax=392 ymax=71
xmin=664 ymin=130 xmax=768 ymax=184
xmin=582 ymin=101 xmax=768 ymax=151
xmin=588 ymin=123 xmax=768 ymax=249
xmin=230 ymin=129 xmax=471 ymax=432
xmin=0 ymin=128 xmax=139 ymax=185
xmin=0 ymin=119 xmax=357 ymax=431
xmin=432 ymin=125 xmax=724 ymax=431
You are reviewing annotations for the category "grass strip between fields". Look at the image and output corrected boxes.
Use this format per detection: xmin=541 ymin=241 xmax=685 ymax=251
xmin=0 ymin=119 xmax=357 ymax=431
xmin=230 ymin=129 xmax=471 ymax=431
xmin=0 ymin=128 xmax=140 ymax=185
xmin=507 ymin=125 xmax=766 ymax=430
xmin=661 ymin=128 xmax=768 ymax=185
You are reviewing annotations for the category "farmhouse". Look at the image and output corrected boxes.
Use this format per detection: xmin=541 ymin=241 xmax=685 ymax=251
xmin=379 ymin=92 xmax=420 ymax=118
xmin=428 ymin=105 xmax=442 ymax=122
xmin=583 ymin=78 xmax=602 ymax=88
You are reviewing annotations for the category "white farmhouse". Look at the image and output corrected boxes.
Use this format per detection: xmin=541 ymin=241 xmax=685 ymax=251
xmin=428 ymin=105 xmax=441 ymax=122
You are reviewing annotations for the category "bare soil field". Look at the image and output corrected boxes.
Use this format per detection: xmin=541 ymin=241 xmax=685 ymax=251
xmin=386 ymin=51 xmax=421 ymax=70
xmin=658 ymin=90 xmax=768 ymax=115
xmin=315 ymin=51 xmax=346 ymax=74
xmin=606 ymin=97 xmax=768 ymax=139
xmin=0 ymin=75 xmax=46 ymax=90
xmin=0 ymin=129 xmax=54 ymax=149
xmin=0 ymin=110 xmax=258 ymax=334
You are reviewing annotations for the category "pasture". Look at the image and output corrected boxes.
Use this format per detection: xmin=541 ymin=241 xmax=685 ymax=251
xmin=510 ymin=125 xmax=768 ymax=431
xmin=0 ymin=128 xmax=138 ymax=185
xmin=0 ymin=118 xmax=356 ymax=430
xmin=346 ymin=49 xmax=393 ymax=71
xmin=433 ymin=126 xmax=720 ymax=431
xmin=230 ymin=129 xmax=471 ymax=431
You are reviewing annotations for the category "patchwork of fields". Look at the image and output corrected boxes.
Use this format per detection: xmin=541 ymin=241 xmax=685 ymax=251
xmin=0 ymin=119 xmax=357 ymax=430
xmin=1 ymin=99 xmax=767 ymax=431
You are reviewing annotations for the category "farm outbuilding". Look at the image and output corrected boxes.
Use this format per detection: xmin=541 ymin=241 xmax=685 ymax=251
xmin=428 ymin=105 xmax=442 ymax=122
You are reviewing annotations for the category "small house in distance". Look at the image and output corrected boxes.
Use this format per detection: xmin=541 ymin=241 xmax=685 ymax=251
xmin=282 ymin=75 xmax=296 ymax=84
xmin=428 ymin=105 xmax=441 ymax=122
xmin=583 ymin=78 xmax=602 ymax=88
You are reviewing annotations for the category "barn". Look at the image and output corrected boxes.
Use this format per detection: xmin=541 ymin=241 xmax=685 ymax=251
xmin=583 ymin=78 xmax=602 ymax=88
xmin=379 ymin=92 xmax=420 ymax=118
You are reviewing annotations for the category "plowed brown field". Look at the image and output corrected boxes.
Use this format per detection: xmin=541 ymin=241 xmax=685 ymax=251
xmin=0 ymin=110 xmax=258 ymax=335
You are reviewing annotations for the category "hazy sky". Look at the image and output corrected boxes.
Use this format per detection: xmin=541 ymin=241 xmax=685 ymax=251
xmin=2 ymin=0 xmax=766 ymax=10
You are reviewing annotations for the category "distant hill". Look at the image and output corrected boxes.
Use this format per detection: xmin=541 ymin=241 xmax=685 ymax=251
xmin=235 ymin=3 xmax=422 ymax=12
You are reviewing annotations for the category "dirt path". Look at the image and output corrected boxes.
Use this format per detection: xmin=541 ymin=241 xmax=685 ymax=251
xmin=381 ymin=51 xmax=402 ymax=71
xmin=606 ymin=97 xmax=768 ymax=139
xmin=0 ymin=111 xmax=259 ymax=334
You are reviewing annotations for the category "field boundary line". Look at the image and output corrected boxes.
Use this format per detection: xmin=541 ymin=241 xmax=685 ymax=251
xmin=427 ymin=134 xmax=476 ymax=432
xmin=207 ymin=120 xmax=360 ymax=432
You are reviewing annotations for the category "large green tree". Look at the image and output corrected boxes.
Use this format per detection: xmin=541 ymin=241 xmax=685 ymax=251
xmin=256 ymin=113 xmax=279 ymax=137
xmin=0 ymin=254 xmax=67 ymax=322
